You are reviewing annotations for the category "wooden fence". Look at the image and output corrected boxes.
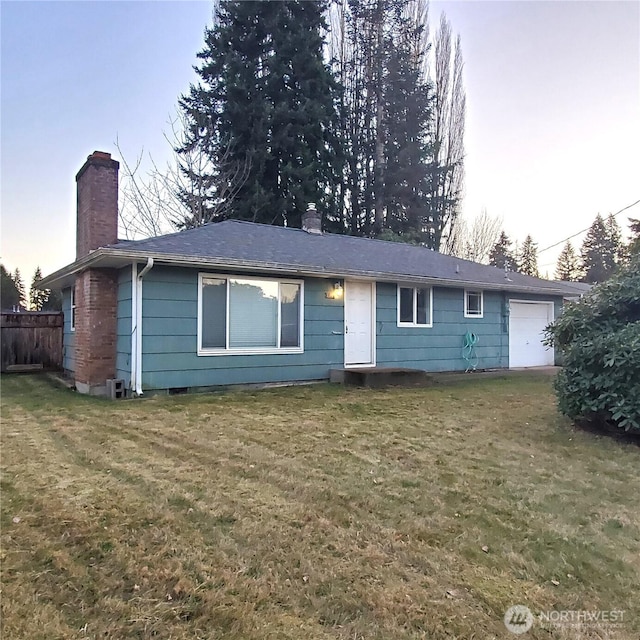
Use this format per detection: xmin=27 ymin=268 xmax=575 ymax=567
xmin=1 ymin=312 xmax=63 ymax=372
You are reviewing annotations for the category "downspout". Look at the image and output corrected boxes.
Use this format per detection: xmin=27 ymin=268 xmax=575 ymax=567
xmin=130 ymin=263 xmax=138 ymax=393
xmin=131 ymin=257 xmax=154 ymax=396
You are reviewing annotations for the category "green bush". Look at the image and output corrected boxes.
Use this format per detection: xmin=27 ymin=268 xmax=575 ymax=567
xmin=546 ymin=254 xmax=640 ymax=433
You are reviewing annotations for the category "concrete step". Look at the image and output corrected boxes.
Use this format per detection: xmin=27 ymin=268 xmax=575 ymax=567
xmin=330 ymin=367 xmax=430 ymax=388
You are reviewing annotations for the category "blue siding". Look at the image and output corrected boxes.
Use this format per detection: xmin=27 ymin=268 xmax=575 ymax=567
xmin=116 ymin=267 xmax=132 ymax=387
xmin=134 ymin=266 xmax=564 ymax=391
xmin=62 ymin=286 xmax=75 ymax=374
xmin=376 ymin=284 xmax=509 ymax=371
xmin=140 ymin=267 xmax=344 ymax=390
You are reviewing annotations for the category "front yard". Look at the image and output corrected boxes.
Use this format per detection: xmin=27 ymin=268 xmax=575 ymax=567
xmin=1 ymin=374 xmax=638 ymax=639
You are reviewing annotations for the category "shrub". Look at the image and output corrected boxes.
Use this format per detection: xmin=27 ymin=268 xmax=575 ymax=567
xmin=546 ymin=254 xmax=640 ymax=433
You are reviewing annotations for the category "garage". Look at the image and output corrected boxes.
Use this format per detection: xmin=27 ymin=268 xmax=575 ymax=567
xmin=508 ymin=301 xmax=555 ymax=368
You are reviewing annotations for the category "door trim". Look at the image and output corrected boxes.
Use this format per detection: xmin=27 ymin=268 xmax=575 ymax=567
xmin=344 ymin=280 xmax=376 ymax=368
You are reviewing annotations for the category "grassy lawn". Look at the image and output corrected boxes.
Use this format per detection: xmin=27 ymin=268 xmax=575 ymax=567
xmin=1 ymin=373 xmax=638 ymax=639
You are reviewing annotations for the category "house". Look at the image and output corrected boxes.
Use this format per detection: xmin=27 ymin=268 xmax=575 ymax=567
xmin=40 ymin=151 xmax=577 ymax=396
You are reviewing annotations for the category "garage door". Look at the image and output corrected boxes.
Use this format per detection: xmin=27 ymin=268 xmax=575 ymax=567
xmin=508 ymin=301 xmax=554 ymax=368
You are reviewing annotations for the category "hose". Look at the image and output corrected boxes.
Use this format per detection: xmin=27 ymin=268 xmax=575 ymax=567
xmin=462 ymin=331 xmax=479 ymax=372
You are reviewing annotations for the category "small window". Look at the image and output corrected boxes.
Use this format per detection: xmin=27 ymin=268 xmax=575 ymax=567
xmin=397 ymin=285 xmax=432 ymax=327
xmin=198 ymin=274 xmax=303 ymax=354
xmin=464 ymin=290 xmax=483 ymax=318
xmin=70 ymin=286 xmax=76 ymax=331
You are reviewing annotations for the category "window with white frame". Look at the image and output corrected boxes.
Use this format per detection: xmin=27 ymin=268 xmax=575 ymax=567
xmin=70 ymin=286 xmax=76 ymax=331
xmin=198 ymin=274 xmax=303 ymax=354
xmin=397 ymin=285 xmax=432 ymax=327
xmin=464 ymin=290 xmax=483 ymax=318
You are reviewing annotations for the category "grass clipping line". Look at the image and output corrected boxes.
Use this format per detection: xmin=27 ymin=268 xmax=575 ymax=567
xmin=1 ymin=373 xmax=638 ymax=639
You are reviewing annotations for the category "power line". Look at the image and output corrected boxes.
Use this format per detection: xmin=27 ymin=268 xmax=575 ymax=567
xmin=537 ymin=198 xmax=640 ymax=254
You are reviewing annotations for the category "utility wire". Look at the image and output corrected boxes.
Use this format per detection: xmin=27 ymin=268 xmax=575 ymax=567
xmin=537 ymin=198 xmax=640 ymax=254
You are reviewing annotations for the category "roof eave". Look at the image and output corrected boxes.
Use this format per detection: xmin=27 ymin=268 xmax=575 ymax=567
xmin=38 ymin=247 xmax=574 ymax=297
xmin=37 ymin=251 xmax=105 ymax=289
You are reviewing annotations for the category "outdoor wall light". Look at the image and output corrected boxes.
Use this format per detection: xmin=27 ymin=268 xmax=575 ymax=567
xmin=326 ymin=282 xmax=343 ymax=300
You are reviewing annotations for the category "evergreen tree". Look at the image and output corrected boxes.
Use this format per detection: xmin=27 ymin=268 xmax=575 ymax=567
xmin=580 ymin=214 xmax=618 ymax=283
xmin=29 ymin=267 xmax=49 ymax=311
xmin=555 ymin=241 xmax=581 ymax=281
xmin=489 ymin=231 xmax=515 ymax=269
xmin=382 ymin=4 xmax=432 ymax=241
xmin=42 ymin=289 xmax=63 ymax=311
xmin=605 ymin=213 xmax=624 ymax=264
xmin=12 ymin=268 xmax=26 ymax=309
xmin=180 ymin=0 xmax=340 ymax=229
xmin=628 ymin=217 xmax=640 ymax=256
xmin=1 ymin=264 xmax=20 ymax=310
xmin=327 ymin=0 xmax=464 ymax=249
xmin=518 ymin=234 xmax=539 ymax=277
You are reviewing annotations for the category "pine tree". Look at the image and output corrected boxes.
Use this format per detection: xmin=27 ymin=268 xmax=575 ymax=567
xmin=42 ymin=289 xmax=63 ymax=311
xmin=518 ymin=234 xmax=539 ymax=277
xmin=555 ymin=241 xmax=581 ymax=281
xmin=489 ymin=231 xmax=515 ymax=269
xmin=605 ymin=213 xmax=624 ymax=264
xmin=1 ymin=264 xmax=21 ymax=310
xmin=383 ymin=5 xmax=432 ymax=241
xmin=628 ymin=217 xmax=640 ymax=256
xmin=580 ymin=214 xmax=618 ymax=283
xmin=180 ymin=0 xmax=340 ymax=229
xmin=29 ymin=266 xmax=49 ymax=311
xmin=327 ymin=0 xmax=464 ymax=248
xmin=12 ymin=268 xmax=26 ymax=310
xmin=328 ymin=0 xmax=386 ymax=237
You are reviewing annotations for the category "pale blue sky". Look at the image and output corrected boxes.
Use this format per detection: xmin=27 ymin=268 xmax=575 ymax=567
xmin=1 ymin=0 xmax=639 ymax=282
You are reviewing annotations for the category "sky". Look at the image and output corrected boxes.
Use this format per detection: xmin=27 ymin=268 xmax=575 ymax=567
xmin=1 ymin=0 xmax=639 ymax=285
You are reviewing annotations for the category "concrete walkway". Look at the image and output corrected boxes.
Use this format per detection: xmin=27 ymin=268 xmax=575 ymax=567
xmin=431 ymin=366 xmax=560 ymax=386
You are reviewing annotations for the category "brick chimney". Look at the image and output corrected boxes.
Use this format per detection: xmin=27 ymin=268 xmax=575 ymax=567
xmin=76 ymin=151 xmax=119 ymax=259
xmin=302 ymin=202 xmax=322 ymax=234
xmin=74 ymin=151 xmax=119 ymax=395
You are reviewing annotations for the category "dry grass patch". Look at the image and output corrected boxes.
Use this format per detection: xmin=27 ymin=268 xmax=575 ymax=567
xmin=1 ymin=373 xmax=638 ymax=639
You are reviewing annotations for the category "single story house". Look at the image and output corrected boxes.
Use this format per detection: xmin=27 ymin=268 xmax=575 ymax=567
xmin=40 ymin=151 xmax=577 ymax=395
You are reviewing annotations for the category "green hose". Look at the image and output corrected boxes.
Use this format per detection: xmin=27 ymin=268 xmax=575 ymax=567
xmin=462 ymin=331 xmax=479 ymax=372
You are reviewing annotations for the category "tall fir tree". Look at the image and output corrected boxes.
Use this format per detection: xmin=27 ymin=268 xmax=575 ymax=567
xmin=1 ymin=264 xmax=21 ymax=310
xmin=29 ymin=267 xmax=49 ymax=311
xmin=489 ymin=231 xmax=515 ymax=269
xmin=518 ymin=234 xmax=539 ymax=277
xmin=628 ymin=217 xmax=640 ymax=256
xmin=382 ymin=3 xmax=432 ymax=241
xmin=580 ymin=213 xmax=619 ymax=283
xmin=180 ymin=0 xmax=340 ymax=229
xmin=41 ymin=289 xmax=63 ymax=311
xmin=555 ymin=241 xmax=581 ymax=281
xmin=605 ymin=213 xmax=624 ymax=264
xmin=327 ymin=0 xmax=464 ymax=249
xmin=328 ymin=0 xmax=388 ymax=237
xmin=12 ymin=268 xmax=26 ymax=310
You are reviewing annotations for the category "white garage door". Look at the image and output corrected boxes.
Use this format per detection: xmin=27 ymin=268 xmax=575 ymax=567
xmin=509 ymin=301 xmax=554 ymax=368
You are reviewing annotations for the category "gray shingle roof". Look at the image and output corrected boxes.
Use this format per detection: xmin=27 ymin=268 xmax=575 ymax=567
xmin=102 ymin=220 xmax=572 ymax=295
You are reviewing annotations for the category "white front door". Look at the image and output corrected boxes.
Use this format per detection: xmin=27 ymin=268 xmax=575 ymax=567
xmin=344 ymin=281 xmax=374 ymax=366
xmin=509 ymin=301 xmax=555 ymax=368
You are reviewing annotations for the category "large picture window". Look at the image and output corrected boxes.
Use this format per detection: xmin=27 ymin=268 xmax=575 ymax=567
xmin=198 ymin=274 xmax=303 ymax=354
xmin=397 ymin=285 xmax=432 ymax=327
